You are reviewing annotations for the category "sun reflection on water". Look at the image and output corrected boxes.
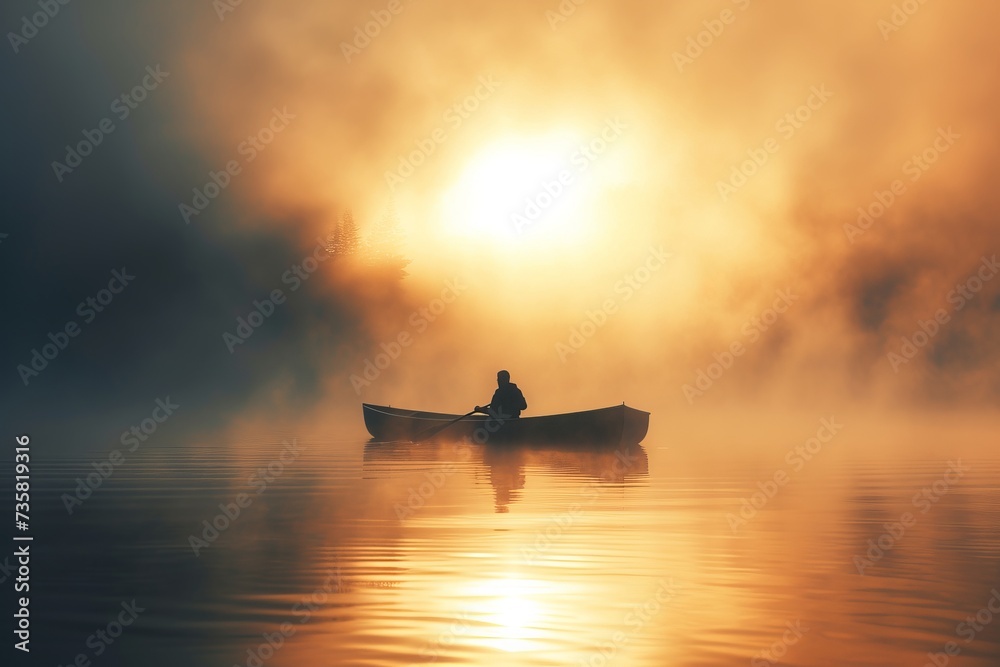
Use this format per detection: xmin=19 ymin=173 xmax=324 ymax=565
xmin=464 ymin=577 xmax=556 ymax=653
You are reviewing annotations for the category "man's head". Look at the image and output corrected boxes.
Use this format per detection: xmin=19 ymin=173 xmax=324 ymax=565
xmin=497 ymin=370 xmax=511 ymax=387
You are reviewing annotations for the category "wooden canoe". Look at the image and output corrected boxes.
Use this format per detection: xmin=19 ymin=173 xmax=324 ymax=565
xmin=362 ymin=403 xmax=650 ymax=446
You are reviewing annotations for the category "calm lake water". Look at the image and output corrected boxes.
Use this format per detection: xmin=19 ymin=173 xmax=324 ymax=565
xmin=17 ymin=430 xmax=1000 ymax=667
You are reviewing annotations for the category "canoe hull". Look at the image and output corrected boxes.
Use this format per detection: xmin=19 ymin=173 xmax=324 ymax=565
xmin=362 ymin=403 xmax=650 ymax=446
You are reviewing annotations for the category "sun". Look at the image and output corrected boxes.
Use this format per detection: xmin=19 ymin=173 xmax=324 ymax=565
xmin=440 ymin=133 xmax=594 ymax=247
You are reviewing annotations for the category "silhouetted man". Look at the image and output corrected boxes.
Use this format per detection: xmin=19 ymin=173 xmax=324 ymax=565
xmin=476 ymin=370 xmax=527 ymax=419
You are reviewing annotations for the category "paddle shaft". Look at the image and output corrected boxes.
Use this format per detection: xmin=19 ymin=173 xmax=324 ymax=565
xmin=411 ymin=410 xmax=480 ymax=443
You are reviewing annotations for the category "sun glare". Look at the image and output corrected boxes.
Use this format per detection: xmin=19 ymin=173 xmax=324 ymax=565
xmin=466 ymin=577 xmax=549 ymax=653
xmin=440 ymin=133 xmax=602 ymax=248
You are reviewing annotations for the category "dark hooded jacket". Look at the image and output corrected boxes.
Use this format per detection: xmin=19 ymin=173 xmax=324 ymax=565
xmin=490 ymin=383 xmax=527 ymax=418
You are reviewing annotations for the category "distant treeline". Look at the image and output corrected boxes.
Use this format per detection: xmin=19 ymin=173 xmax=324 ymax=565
xmin=325 ymin=204 xmax=410 ymax=279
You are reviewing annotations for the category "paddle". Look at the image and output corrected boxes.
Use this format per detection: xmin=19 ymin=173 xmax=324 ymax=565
xmin=410 ymin=408 xmax=483 ymax=443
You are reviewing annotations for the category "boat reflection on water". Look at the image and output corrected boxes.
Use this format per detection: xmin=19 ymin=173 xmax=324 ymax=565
xmin=362 ymin=437 xmax=648 ymax=513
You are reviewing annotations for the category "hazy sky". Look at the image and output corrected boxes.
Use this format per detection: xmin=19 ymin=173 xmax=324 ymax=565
xmin=3 ymin=0 xmax=998 ymax=452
